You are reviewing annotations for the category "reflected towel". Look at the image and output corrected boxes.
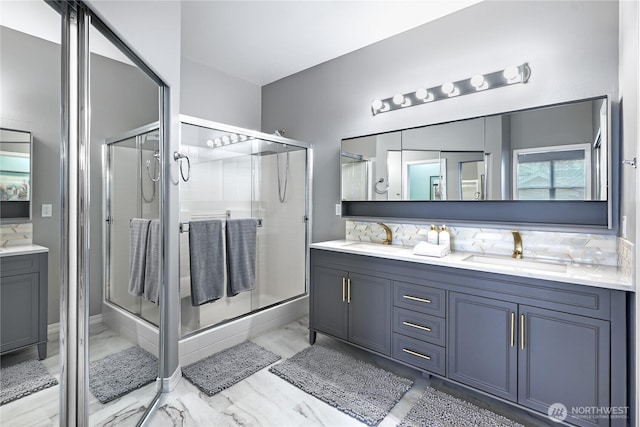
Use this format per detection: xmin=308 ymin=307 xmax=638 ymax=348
xmin=412 ymin=241 xmax=450 ymax=258
xmin=189 ymin=220 xmax=225 ymax=306
xmin=226 ymin=219 xmax=257 ymax=296
xmin=129 ymin=218 xmax=151 ymax=296
xmin=143 ymin=219 xmax=161 ymax=304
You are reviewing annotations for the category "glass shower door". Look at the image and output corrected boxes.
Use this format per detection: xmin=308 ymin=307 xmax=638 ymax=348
xmin=105 ymin=128 xmax=160 ymax=325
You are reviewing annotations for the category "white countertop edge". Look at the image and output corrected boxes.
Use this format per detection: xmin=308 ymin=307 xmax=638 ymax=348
xmin=0 ymin=244 xmax=49 ymax=257
xmin=310 ymin=240 xmax=634 ymax=293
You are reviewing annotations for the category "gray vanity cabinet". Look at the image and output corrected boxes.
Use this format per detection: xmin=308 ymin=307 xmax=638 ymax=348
xmin=448 ymin=292 xmax=518 ymax=401
xmin=519 ymin=306 xmax=610 ymax=427
xmin=0 ymin=252 xmax=48 ymax=359
xmin=311 ymin=265 xmax=391 ymax=356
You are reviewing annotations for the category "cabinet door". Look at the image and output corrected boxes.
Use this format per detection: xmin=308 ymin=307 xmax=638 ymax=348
xmin=311 ymin=266 xmax=348 ymax=340
xmin=519 ymin=306 xmax=610 ymax=427
xmin=1 ymin=273 xmax=40 ymax=353
xmin=448 ymin=292 xmax=518 ymax=402
xmin=348 ymin=272 xmax=391 ymax=355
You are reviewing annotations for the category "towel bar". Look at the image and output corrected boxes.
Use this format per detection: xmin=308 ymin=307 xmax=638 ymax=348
xmin=180 ymin=218 xmax=262 ymax=233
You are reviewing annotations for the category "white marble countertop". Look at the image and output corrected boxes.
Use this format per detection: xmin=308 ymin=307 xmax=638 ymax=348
xmin=0 ymin=244 xmax=49 ymax=257
xmin=310 ymin=240 xmax=635 ymax=292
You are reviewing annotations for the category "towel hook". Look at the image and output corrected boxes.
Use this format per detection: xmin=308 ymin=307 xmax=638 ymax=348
xmin=174 ymin=151 xmax=191 ymax=182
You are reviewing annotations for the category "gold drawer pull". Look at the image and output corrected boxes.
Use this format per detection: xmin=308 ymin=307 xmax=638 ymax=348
xmin=403 ymin=295 xmax=431 ymax=304
xmin=342 ymin=278 xmax=346 ymax=302
xmin=402 ymin=348 xmax=431 ymax=360
xmin=402 ymin=321 xmax=432 ymax=332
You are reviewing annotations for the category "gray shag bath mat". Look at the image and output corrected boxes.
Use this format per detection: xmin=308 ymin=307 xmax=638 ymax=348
xmin=89 ymin=346 xmax=158 ymax=404
xmin=399 ymin=387 xmax=525 ymax=427
xmin=269 ymin=345 xmax=413 ymax=426
xmin=182 ymin=341 xmax=281 ymax=396
xmin=0 ymin=359 xmax=58 ymax=405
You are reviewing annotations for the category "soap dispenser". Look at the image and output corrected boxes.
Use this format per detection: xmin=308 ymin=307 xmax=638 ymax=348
xmin=427 ymin=225 xmax=439 ymax=245
xmin=439 ymin=225 xmax=451 ymax=251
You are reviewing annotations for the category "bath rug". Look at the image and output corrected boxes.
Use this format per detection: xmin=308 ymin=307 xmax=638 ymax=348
xmin=182 ymin=341 xmax=280 ymax=396
xmin=269 ymin=345 xmax=413 ymax=426
xmin=0 ymin=359 xmax=58 ymax=405
xmin=398 ymin=387 xmax=524 ymax=427
xmin=89 ymin=346 xmax=158 ymax=404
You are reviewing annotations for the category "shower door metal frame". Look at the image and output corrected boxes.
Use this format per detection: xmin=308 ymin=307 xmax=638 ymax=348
xmin=103 ymin=122 xmax=160 ymax=321
xmin=178 ymin=114 xmax=313 ymax=334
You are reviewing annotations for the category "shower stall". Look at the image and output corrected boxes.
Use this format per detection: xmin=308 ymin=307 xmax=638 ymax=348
xmin=178 ymin=116 xmax=309 ymax=337
xmin=102 ymin=117 xmax=310 ymax=348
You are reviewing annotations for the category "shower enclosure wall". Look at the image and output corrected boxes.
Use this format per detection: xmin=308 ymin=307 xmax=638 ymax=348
xmin=179 ymin=116 xmax=309 ymax=337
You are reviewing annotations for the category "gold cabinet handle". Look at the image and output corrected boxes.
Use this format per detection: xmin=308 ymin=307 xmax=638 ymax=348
xmin=520 ymin=314 xmax=525 ymax=350
xmin=342 ymin=277 xmax=346 ymax=302
xmin=402 ymin=321 xmax=432 ymax=332
xmin=510 ymin=312 xmax=515 ymax=347
xmin=347 ymin=278 xmax=351 ymax=303
xmin=402 ymin=348 xmax=431 ymax=360
xmin=403 ymin=295 xmax=431 ymax=304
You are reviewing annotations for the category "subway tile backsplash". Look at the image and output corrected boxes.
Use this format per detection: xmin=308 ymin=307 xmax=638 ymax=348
xmin=346 ymin=220 xmax=624 ymax=268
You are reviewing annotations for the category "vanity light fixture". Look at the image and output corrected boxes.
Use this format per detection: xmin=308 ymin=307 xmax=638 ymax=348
xmin=371 ymin=63 xmax=531 ymax=116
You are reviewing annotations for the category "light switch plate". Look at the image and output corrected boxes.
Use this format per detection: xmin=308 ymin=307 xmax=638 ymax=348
xmin=42 ymin=204 xmax=52 ymax=218
xmin=335 ymin=203 xmax=341 ymax=216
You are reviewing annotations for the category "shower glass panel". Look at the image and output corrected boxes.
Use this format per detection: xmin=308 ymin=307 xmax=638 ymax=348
xmin=179 ymin=119 xmax=308 ymax=336
xmin=105 ymin=125 xmax=160 ymax=326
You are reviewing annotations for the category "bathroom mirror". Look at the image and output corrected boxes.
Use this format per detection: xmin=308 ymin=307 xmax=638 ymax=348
xmin=0 ymin=128 xmax=32 ymax=221
xmin=341 ymin=96 xmax=613 ymax=228
xmin=341 ymin=97 xmax=609 ymax=203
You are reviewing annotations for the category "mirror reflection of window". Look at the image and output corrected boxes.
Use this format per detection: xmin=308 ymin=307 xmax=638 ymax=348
xmin=513 ymin=144 xmax=591 ymax=200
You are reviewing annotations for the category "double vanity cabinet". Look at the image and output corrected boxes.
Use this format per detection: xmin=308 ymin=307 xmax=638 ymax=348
xmin=0 ymin=247 xmax=49 ymax=360
xmin=309 ymin=245 xmax=629 ymax=427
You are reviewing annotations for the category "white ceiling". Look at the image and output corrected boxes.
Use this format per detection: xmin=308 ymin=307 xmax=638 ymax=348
xmin=1 ymin=0 xmax=482 ymax=86
xmin=180 ymin=0 xmax=483 ymax=86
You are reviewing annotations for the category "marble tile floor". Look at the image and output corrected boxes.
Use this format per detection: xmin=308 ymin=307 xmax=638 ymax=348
xmin=0 ymin=323 xmax=157 ymax=427
xmin=146 ymin=317 xmax=555 ymax=427
xmin=1 ymin=317 xmax=555 ymax=427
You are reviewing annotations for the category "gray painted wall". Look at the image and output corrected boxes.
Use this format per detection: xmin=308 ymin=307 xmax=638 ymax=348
xmin=0 ymin=27 xmax=158 ymax=324
xmin=262 ymin=0 xmax=619 ymax=242
xmin=181 ymin=57 xmax=261 ymax=130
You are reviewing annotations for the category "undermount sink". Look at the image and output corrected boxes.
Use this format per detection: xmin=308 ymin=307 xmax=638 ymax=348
xmin=342 ymin=242 xmax=408 ymax=253
xmin=463 ymin=254 xmax=568 ymax=273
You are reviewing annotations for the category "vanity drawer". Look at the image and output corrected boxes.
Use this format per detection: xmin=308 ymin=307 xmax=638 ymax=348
xmin=393 ymin=308 xmax=446 ymax=347
xmin=393 ymin=334 xmax=445 ymax=376
xmin=394 ymin=281 xmax=445 ymax=317
xmin=0 ymin=254 xmax=39 ymax=277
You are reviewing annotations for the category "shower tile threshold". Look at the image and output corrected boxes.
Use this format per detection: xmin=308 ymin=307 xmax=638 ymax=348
xmin=1 ymin=317 xmax=554 ymax=427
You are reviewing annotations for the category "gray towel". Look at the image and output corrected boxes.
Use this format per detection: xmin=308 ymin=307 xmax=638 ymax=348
xmin=189 ymin=220 xmax=225 ymax=306
xmin=143 ymin=219 xmax=161 ymax=304
xmin=129 ymin=218 xmax=151 ymax=296
xmin=225 ymin=218 xmax=258 ymax=296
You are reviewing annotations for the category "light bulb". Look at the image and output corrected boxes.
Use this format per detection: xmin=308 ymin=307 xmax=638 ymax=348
xmin=393 ymin=94 xmax=405 ymax=106
xmin=230 ymin=134 xmax=239 ymax=143
xmin=214 ymin=138 xmax=222 ymax=147
xmin=239 ymin=135 xmax=248 ymax=142
xmin=470 ymin=74 xmax=486 ymax=89
xmin=415 ymin=88 xmax=429 ymax=100
xmin=441 ymin=81 xmax=455 ymax=95
xmin=206 ymin=139 xmax=214 ymax=148
xmin=371 ymin=99 xmax=383 ymax=111
xmin=503 ymin=65 xmax=520 ymax=82
xmin=222 ymin=135 xmax=230 ymax=145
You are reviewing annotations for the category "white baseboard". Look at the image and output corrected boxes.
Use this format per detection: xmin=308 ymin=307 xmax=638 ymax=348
xmin=156 ymin=366 xmax=182 ymax=393
xmin=47 ymin=313 xmax=103 ymax=337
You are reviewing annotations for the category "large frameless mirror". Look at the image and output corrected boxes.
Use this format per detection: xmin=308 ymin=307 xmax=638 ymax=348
xmin=342 ymin=97 xmax=608 ymax=203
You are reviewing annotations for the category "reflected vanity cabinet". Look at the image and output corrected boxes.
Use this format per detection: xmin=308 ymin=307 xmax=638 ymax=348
xmin=309 ymin=248 xmax=627 ymax=427
xmin=0 ymin=252 xmax=48 ymax=359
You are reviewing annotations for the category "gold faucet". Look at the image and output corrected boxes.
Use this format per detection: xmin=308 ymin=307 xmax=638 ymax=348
xmin=511 ymin=230 xmax=523 ymax=259
xmin=377 ymin=223 xmax=392 ymax=245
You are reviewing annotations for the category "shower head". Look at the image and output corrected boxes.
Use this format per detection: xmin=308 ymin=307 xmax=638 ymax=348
xmin=273 ymin=129 xmax=286 ymax=137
